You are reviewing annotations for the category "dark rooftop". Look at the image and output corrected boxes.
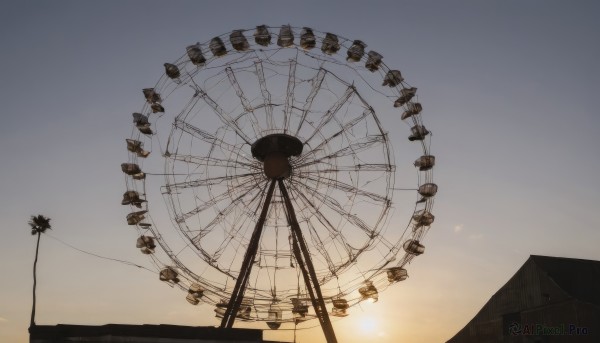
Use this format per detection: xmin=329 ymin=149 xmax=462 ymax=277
xmin=531 ymin=255 xmax=600 ymax=307
xmin=29 ymin=324 xmax=275 ymax=342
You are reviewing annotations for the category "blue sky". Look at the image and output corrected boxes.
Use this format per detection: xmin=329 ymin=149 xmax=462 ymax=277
xmin=1 ymin=1 xmax=599 ymax=342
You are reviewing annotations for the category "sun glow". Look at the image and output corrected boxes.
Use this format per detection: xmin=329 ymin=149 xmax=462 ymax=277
xmin=359 ymin=316 xmax=378 ymax=334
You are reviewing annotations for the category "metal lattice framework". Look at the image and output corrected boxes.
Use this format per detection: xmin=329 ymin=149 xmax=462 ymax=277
xmin=122 ymin=25 xmax=436 ymax=341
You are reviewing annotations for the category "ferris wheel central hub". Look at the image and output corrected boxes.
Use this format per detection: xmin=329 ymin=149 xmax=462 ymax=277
xmin=251 ymin=134 xmax=303 ymax=179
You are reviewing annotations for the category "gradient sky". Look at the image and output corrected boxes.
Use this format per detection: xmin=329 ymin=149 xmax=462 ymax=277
xmin=1 ymin=1 xmax=599 ymax=343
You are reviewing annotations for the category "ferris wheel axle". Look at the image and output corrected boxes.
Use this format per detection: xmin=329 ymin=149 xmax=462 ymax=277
xmin=251 ymin=134 xmax=303 ymax=179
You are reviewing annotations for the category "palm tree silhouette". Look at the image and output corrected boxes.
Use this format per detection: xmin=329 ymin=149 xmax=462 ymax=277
xmin=28 ymin=214 xmax=51 ymax=328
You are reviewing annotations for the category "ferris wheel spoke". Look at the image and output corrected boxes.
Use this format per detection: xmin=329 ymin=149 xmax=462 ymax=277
xmin=303 ymin=86 xmax=354 ymax=144
xmin=296 ymin=164 xmax=394 ymax=174
xmin=301 ymin=108 xmax=372 ymax=154
xmin=196 ymin=245 xmax=238 ymax=279
xmin=293 ymin=109 xmax=373 ymax=166
xmin=173 ymin=179 xmax=258 ymax=223
xmin=304 ymin=219 xmax=338 ymax=274
xmin=190 ymin=86 xmax=253 ymax=145
xmin=200 ymin=218 xmax=249 ymax=267
xmin=168 ymin=172 xmax=260 ymax=190
xmin=289 ymin=182 xmax=341 ymax=245
xmin=150 ymin=231 xmax=233 ymax=288
xmin=306 ymin=174 xmax=389 ymax=203
xmin=283 ymin=59 xmax=297 ymax=132
xmin=169 ymin=153 xmax=258 ymax=170
xmin=173 ymin=119 xmax=254 ymax=163
xmin=290 ymin=177 xmax=374 ymax=237
xmin=210 ymin=202 xmax=262 ymax=263
xmin=225 ymin=67 xmax=262 ymax=137
xmin=225 ymin=67 xmax=253 ymax=112
xmin=191 ymin=180 xmax=267 ymax=245
xmin=294 ymin=68 xmax=327 ymax=136
xmin=295 ymin=134 xmax=385 ymax=167
xmin=287 ymin=182 xmax=351 ymax=271
xmin=255 ymin=61 xmax=274 ymax=130
xmin=287 ymin=180 xmax=349 ymax=248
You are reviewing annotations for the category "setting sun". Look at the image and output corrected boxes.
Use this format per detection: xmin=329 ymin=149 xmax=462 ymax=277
xmin=358 ymin=316 xmax=378 ymax=335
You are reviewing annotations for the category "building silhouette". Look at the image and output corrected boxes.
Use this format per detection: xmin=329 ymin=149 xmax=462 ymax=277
xmin=448 ymin=255 xmax=600 ymax=343
xmin=30 ymin=324 xmax=287 ymax=343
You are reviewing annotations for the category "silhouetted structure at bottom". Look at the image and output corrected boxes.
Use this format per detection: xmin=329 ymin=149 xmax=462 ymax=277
xmin=448 ymin=255 xmax=600 ymax=343
xmin=30 ymin=324 xmax=288 ymax=343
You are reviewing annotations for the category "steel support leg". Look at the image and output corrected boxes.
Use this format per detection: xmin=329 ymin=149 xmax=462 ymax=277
xmin=278 ymin=180 xmax=338 ymax=343
xmin=221 ymin=179 xmax=277 ymax=329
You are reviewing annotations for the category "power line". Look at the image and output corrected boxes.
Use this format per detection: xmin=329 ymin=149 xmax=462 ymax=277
xmin=44 ymin=232 xmax=156 ymax=274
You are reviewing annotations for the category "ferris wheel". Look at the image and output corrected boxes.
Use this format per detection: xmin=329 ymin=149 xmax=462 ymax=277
xmin=122 ymin=25 xmax=436 ymax=343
